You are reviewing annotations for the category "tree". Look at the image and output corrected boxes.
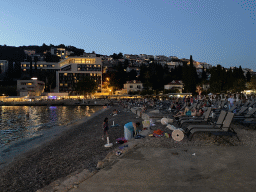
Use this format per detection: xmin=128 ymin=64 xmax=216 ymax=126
xmin=45 ymin=52 xmax=61 ymax=62
xmin=201 ymin=66 xmax=207 ymax=81
xmin=117 ymin=52 xmax=123 ymax=59
xmin=127 ymin=69 xmax=137 ymax=81
xmin=111 ymin=53 xmax=118 ymax=60
xmin=246 ymin=71 xmax=251 ymax=82
xmin=232 ymin=78 xmax=246 ymax=93
xmin=75 ymin=77 xmax=97 ymax=96
xmin=247 ymin=76 xmax=256 ymax=90
xmin=34 ymin=56 xmax=38 ymax=70
xmin=28 ymin=56 xmax=33 ymax=77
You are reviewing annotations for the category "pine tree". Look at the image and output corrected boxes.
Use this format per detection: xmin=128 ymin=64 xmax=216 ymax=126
xmin=246 ymin=71 xmax=251 ymax=82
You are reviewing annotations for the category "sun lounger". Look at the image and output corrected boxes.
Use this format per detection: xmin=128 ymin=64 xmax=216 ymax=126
xmin=233 ymin=108 xmax=256 ymax=121
xmin=228 ymin=105 xmax=237 ymax=112
xmin=177 ymin=107 xmax=210 ymax=122
xmin=179 ymin=107 xmax=212 ymax=126
xmin=184 ymin=110 xmax=227 ymax=133
xmin=240 ymin=118 xmax=256 ymax=126
xmin=187 ymin=112 xmax=239 ymax=141
xmin=234 ymin=106 xmax=248 ymax=116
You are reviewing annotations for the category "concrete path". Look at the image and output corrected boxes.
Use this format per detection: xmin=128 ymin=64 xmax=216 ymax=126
xmin=69 ymin=145 xmax=256 ymax=192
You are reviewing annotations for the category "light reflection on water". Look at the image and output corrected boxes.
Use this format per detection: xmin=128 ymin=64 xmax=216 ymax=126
xmin=0 ymin=106 xmax=101 ymax=148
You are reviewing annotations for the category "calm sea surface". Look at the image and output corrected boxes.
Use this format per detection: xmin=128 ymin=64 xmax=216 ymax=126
xmin=0 ymin=105 xmax=103 ymax=167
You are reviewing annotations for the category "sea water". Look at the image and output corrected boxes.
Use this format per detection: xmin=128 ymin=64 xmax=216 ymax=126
xmin=0 ymin=105 xmax=103 ymax=168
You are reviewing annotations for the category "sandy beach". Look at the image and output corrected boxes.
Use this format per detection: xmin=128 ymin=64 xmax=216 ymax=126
xmin=0 ymin=103 xmax=256 ymax=192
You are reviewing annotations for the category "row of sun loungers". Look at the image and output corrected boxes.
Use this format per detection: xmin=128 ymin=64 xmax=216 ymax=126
xmin=171 ymin=99 xmax=256 ymax=141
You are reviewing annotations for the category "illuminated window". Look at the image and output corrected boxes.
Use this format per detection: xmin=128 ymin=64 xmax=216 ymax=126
xmin=94 ymin=65 xmax=96 ymax=68
xmin=27 ymin=83 xmax=32 ymax=85
xmin=64 ymin=73 xmax=67 ymax=76
xmin=90 ymin=73 xmax=92 ymax=76
xmin=40 ymin=65 xmax=43 ymax=67
xmin=32 ymin=65 xmax=34 ymax=67
xmin=23 ymin=64 xmax=26 ymax=67
xmin=64 ymin=83 xmax=68 ymax=87
xmin=44 ymin=65 xmax=47 ymax=67
xmin=75 ymin=59 xmax=81 ymax=63
xmin=98 ymin=65 xmax=101 ymax=68
xmin=82 ymin=59 xmax=86 ymax=64
xmin=60 ymin=83 xmax=63 ymax=86
xmin=52 ymin=65 xmax=55 ymax=67
xmin=78 ymin=68 xmax=80 ymax=71
xmin=23 ymin=69 xmax=26 ymax=71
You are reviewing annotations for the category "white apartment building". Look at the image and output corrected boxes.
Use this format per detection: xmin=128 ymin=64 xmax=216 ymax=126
xmin=50 ymin=47 xmax=73 ymax=59
xmin=56 ymin=57 xmax=102 ymax=94
xmin=24 ymin=50 xmax=36 ymax=56
xmin=155 ymin=55 xmax=168 ymax=61
xmin=166 ymin=61 xmax=183 ymax=69
xmin=17 ymin=78 xmax=45 ymax=96
xmin=164 ymin=80 xmax=183 ymax=93
xmin=123 ymin=80 xmax=143 ymax=92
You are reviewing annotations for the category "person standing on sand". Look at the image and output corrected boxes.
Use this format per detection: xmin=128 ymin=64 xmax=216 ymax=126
xmin=228 ymin=95 xmax=235 ymax=110
xmin=124 ymin=122 xmax=141 ymax=138
xmin=102 ymin=117 xmax=109 ymax=140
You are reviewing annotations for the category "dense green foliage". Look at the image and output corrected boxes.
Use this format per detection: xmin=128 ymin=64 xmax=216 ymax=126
xmin=75 ymin=77 xmax=97 ymax=96
xmin=106 ymin=55 xmax=249 ymax=95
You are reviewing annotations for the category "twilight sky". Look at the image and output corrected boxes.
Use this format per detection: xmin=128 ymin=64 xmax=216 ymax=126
xmin=1 ymin=0 xmax=255 ymax=70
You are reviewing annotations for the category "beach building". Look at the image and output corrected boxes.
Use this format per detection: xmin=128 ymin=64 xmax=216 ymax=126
xmin=164 ymin=80 xmax=183 ymax=93
xmin=17 ymin=78 xmax=45 ymax=96
xmin=56 ymin=56 xmax=102 ymax=94
xmin=123 ymin=80 xmax=143 ymax=93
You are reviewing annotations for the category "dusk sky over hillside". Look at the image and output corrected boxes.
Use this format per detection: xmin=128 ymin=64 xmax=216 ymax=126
xmin=1 ymin=0 xmax=256 ymax=70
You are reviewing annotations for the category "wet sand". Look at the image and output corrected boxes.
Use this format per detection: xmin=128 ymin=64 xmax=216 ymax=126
xmin=0 ymin=106 xmax=141 ymax=192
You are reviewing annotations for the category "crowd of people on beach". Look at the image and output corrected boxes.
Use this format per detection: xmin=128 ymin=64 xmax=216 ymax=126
xmin=100 ymin=94 xmax=255 ymax=141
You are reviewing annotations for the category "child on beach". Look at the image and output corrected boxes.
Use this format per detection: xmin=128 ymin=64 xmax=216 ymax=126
xmin=102 ymin=117 xmax=109 ymax=140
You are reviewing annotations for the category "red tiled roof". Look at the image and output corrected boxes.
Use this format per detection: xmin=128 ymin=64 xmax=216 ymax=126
xmin=167 ymin=80 xmax=183 ymax=85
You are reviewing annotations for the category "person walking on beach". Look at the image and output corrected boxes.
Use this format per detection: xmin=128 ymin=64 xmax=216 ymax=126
xmin=102 ymin=117 xmax=109 ymax=140
xmin=228 ymin=95 xmax=235 ymax=110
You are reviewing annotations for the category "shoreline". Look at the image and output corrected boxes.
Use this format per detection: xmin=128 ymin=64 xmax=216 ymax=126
xmin=0 ymin=99 xmax=111 ymax=107
xmin=0 ymin=105 xmax=142 ymax=192
xmin=0 ymin=106 xmax=108 ymax=170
